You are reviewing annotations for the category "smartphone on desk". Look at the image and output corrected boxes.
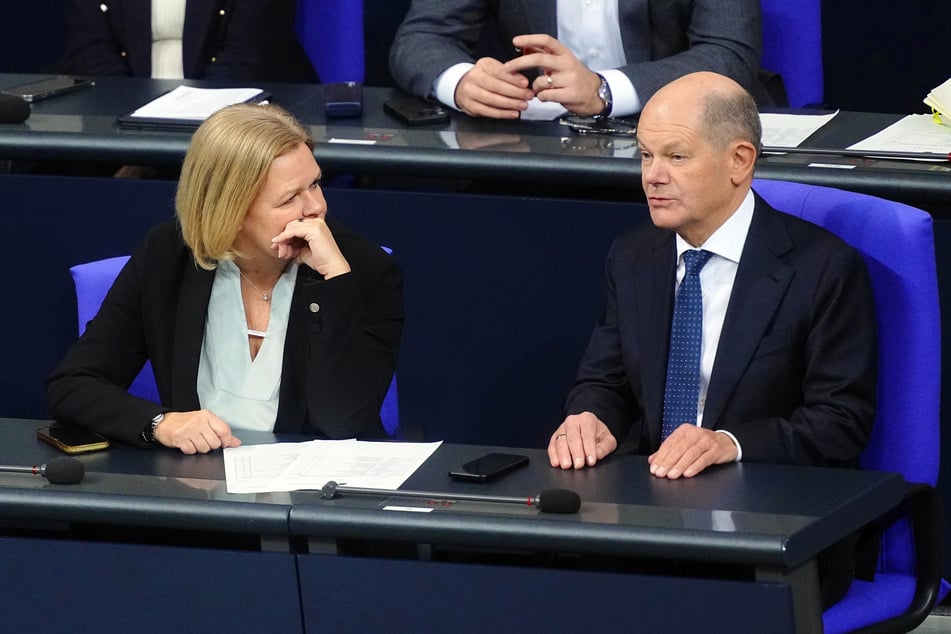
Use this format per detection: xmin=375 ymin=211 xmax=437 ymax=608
xmin=324 ymin=81 xmax=363 ymax=118
xmin=384 ymin=95 xmax=449 ymax=126
xmin=37 ymin=424 xmax=109 ymax=455
xmin=449 ymin=452 xmax=529 ymax=482
xmin=2 ymin=75 xmax=94 ymax=103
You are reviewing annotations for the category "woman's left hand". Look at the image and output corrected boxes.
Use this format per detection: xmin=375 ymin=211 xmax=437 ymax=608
xmin=271 ymin=217 xmax=351 ymax=279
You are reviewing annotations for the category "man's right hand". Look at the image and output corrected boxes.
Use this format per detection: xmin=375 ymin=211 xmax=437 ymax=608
xmin=547 ymin=412 xmax=617 ymax=470
xmin=153 ymin=410 xmax=242 ymax=454
xmin=454 ymin=57 xmax=534 ymax=119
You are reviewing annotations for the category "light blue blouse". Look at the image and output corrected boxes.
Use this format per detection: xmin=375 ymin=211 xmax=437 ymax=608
xmin=197 ymin=259 xmax=298 ymax=431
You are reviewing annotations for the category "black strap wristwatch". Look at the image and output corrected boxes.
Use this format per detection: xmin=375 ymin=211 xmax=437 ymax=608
xmin=141 ymin=412 xmax=165 ymax=444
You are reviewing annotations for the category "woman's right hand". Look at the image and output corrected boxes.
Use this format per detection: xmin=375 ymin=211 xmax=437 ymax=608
xmin=153 ymin=410 xmax=242 ymax=454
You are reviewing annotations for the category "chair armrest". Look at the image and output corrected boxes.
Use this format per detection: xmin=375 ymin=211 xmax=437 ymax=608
xmin=855 ymin=483 xmax=944 ymax=634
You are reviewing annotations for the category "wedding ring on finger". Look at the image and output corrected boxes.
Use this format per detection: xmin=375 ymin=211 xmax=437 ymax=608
xmin=546 ymin=74 xmax=554 ymax=88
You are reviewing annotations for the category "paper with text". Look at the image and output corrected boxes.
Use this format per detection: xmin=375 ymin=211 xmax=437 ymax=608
xmin=848 ymin=114 xmax=951 ymax=155
xmin=223 ymin=439 xmax=442 ymax=494
xmin=759 ymin=111 xmax=839 ymax=148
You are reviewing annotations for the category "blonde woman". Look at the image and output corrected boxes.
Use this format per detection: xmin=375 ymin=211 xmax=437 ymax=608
xmin=48 ymin=104 xmax=403 ymax=453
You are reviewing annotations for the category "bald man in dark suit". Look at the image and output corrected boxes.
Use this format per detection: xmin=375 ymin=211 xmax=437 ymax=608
xmin=547 ymin=70 xmax=876 ymax=609
xmin=549 ymin=72 xmax=875 ymax=478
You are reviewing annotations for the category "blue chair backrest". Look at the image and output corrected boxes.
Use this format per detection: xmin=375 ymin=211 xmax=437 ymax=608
xmin=71 ymin=255 xmax=160 ymax=403
xmin=761 ymin=0 xmax=823 ymax=107
xmin=754 ymin=179 xmax=940 ymax=584
xmin=70 ymin=254 xmax=399 ymax=437
xmin=295 ymin=0 xmax=365 ymax=83
xmin=754 ymin=179 xmax=940 ymax=487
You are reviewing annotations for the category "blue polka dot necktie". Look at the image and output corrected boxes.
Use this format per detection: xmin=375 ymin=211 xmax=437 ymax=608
xmin=661 ymin=249 xmax=713 ymax=441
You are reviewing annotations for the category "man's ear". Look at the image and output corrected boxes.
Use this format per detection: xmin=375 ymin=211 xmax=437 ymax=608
xmin=730 ymin=141 xmax=758 ymax=185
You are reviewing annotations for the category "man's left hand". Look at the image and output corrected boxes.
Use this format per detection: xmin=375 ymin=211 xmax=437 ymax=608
xmin=647 ymin=425 xmax=738 ymax=479
xmin=503 ymin=34 xmax=605 ymax=115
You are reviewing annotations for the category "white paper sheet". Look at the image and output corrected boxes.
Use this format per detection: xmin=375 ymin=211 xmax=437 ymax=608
xmin=223 ymin=439 xmax=442 ymax=494
xmin=759 ymin=111 xmax=839 ymax=148
xmin=129 ymin=85 xmax=264 ymax=121
xmin=847 ymin=114 xmax=951 ymax=155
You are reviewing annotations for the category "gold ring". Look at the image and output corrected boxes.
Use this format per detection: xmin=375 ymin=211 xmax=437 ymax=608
xmin=546 ymin=74 xmax=554 ymax=88
xmin=556 ymin=433 xmax=567 ymax=439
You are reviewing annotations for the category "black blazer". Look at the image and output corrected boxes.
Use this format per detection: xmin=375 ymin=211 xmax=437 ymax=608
xmin=63 ymin=0 xmax=318 ymax=82
xmin=47 ymin=217 xmax=403 ymax=445
xmin=565 ymin=193 xmax=877 ymax=467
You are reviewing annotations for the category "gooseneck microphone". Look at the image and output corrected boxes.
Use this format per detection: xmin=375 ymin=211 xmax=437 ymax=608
xmin=0 ymin=457 xmax=85 ymax=485
xmin=0 ymin=93 xmax=31 ymax=124
xmin=321 ymin=481 xmax=581 ymax=514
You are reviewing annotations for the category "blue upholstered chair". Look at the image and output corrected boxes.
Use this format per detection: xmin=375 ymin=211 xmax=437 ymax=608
xmin=70 ymin=255 xmax=399 ymax=438
xmin=760 ymin=0 xmax=824 ymax=107
xmin=295 ymin=0 xmax=365 ymax=83
xmin=753 ymin=179 xmax=948 ymax=632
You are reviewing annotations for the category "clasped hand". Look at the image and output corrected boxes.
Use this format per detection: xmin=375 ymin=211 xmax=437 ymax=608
xmin=455 ymin=34 xmax=603 ymax=119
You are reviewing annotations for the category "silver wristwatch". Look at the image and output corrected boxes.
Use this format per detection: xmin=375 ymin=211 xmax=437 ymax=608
xmin=596 ymin=74 xmax=613 ymax=117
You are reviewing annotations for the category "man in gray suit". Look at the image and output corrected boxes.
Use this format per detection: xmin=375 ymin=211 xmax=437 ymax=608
xmin=388 ymin=0 xmax=761 ymax=119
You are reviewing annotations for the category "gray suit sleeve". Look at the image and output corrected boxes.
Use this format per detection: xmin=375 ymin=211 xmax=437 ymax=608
xmin=389 ymin=0 xmax=493 ymax=97
xmin=620 ymin=0 xmax=762 ymax=103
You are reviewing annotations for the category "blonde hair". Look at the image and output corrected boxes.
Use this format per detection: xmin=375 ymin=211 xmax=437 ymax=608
xmin=176 ymin=103 xmax=313 ymax=269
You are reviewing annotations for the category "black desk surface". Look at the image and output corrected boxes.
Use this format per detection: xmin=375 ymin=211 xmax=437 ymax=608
xmin=0 ymin=418 xmax=904 ymax=572
xmin=1 ymin=74 xmax=949 ymax=211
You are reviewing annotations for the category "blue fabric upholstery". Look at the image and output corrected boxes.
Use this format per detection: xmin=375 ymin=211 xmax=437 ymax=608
xmin=761 ymin=0 xmax=823 ymax=107
xmin=70 ymin=254 xmax=399 ymax=437
xmin=295 ymin=0 xmax=365 ymax=83
xmin=753 ymin=179 xmax=946 ymax=632
xmin=71 ymin=255 xmax=160 ymax=404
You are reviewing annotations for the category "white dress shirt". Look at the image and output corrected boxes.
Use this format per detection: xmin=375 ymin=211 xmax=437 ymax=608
xmin=672 ymin=189 xmax=756 ymax=459
xmin=432 ymin=0 xmax=639 ymax=116
xmin=151 ymin=0 xmax=186 ymax=79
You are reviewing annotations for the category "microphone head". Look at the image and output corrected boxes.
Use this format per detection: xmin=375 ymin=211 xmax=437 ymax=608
xmin=320 ymin=481 xmax=340 ymax=500
xmin=535 ymin=489 xmax=581 ymax=514
xmin=0 ymin=93 xmax=30 ymax=124
xmin=43 ymin=456 xmax=85 ymax=485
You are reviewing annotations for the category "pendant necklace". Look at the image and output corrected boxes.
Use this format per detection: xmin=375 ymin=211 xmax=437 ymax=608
xmin=239 ymin=269 xmax=275 ymax=302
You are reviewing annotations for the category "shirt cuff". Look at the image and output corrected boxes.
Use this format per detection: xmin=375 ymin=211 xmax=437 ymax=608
xmin=598 ymin=68 xmax=641 ymax=117
xmin=715 ymin=429 xmax=743 ymax=462
xmin=432 ymin=62 xmax=474 ymax=112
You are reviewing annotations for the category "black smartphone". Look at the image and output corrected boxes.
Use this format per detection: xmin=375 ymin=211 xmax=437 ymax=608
xmin=2 ymin=75 xmax=94 ymax=103
xmin=449 ymin=452 xmax=529 ymax=482
xmin=37 ymin=424 xmax=110 ymax=455
xmin=324 ymin=81 xmax=363 ymax=118
xmin=384 ymin=96 xmax=449 ymax=126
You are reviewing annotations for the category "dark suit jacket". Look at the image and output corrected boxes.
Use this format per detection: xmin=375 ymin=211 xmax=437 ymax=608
xmin=565 ymin=193 xmax=877 ymax=467
xmin=47 ymin=217 xmax=403 ymax=446
xmin=389 ymin=0 xmax=761 ymax=105
xmin=62 ymin=0 xmax=318 ymax=82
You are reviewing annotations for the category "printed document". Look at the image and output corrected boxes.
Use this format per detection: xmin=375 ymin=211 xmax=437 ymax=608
xmin=223 ymin=439 xmax=442 ymax=494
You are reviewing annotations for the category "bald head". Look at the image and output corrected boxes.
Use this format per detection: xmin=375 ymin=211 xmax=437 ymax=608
xmin=643 ymin=72 xmax=762 ymax=154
